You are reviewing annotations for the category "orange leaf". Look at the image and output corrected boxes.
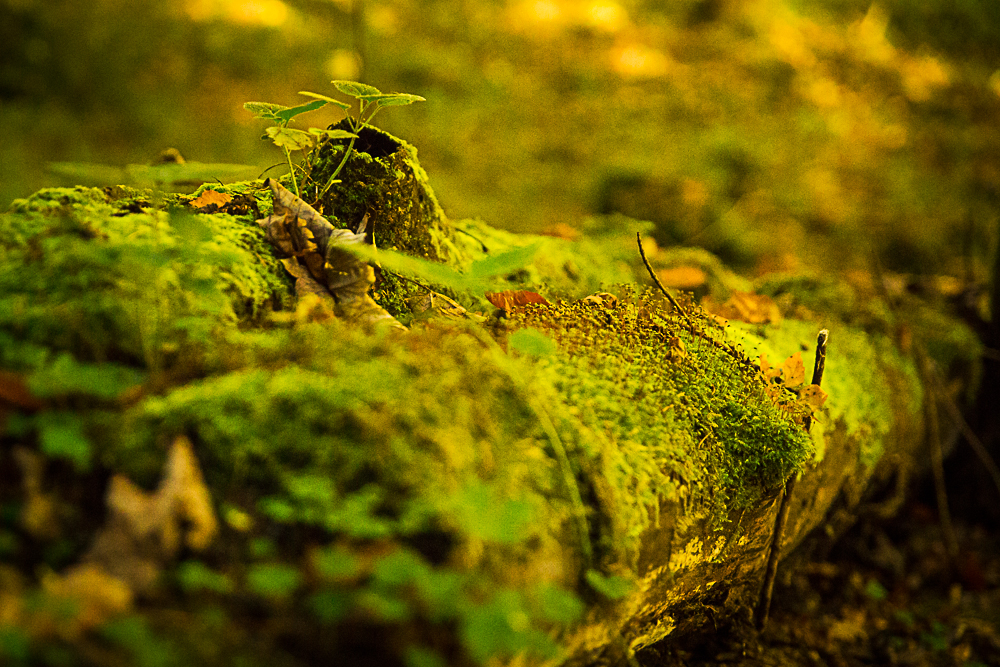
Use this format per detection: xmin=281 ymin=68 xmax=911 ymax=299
xmin=759 ymin=353 xmax=781 ymax=383
xmin=657 ymin=266 xmax=707 ymax=289
xmin=781 ymin=352 xmax=806 ymax=388
xmin=485 ymin=290 xmax=548 ymax=310
xmin=703 ymin=290 xmax=781 ymax=324
xmin=798 ymin=384 xmax=828 ymax=412
xmin=190 ymin=189 xmax=232 ymax=210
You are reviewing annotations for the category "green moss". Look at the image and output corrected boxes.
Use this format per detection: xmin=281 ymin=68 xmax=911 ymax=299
xmin=511 ymin=288 xmax=813 ymax=545
xmin=729 ymin=318 xmax=920 ymax=468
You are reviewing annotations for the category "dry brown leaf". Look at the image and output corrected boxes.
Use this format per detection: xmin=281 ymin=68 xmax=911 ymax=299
xmin=190 ymin=189 xmax=233 ymax=210
xmin=257 ymin=179 xmax=403 ymax=329
xmin=657 ymin=266 xmax=707 ymax=290
xmin=583 ymin=292 xmax=618 ymax=307
xmin=485 ymin=290 xmax=548 ymax=310
xmin=83 ymin=435 xmax=217 ymax=593
xmin=703 ymin=291 xmax=781 ymax=324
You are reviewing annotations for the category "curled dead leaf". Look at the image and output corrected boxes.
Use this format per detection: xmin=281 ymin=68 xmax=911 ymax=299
xmin=257 ymin=179 xmax=404 ymax=329
xmin=83 ymin=435 xmax=217 ymax=593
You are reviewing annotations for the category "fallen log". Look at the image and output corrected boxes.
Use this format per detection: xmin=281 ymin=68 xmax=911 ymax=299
xmin=0 ymin=135 xmax=981 ymax=666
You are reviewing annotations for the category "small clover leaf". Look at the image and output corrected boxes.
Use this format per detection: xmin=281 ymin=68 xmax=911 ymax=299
xmin=369 ymin=93 xmax=427 ymax=106
xmin=308 ymin=128 xmax=359 ymax=141
xmin=331 ymin=80 xmax=383 ymax=98
xmin=243 ymin=101 xmax=288 ymax=121
xmin=274 ymin=99 xmax=328 ymax=124
xmin=298 ymin=90 xmax=351 ymax=110
xmin=265 ymin=126 xmax=315 ymax=151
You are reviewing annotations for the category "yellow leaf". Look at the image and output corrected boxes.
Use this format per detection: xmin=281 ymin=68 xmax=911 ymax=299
xmin=781 ymin=352 xmax=806 ymax=388
xmin=799 ymin=384 xmax=828 ymax=413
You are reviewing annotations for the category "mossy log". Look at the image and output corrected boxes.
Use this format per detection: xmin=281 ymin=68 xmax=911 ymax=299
xmin=0 ymin=133 xmax=982 ymax=666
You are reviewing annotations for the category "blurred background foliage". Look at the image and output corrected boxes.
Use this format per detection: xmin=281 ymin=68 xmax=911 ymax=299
xmin=2 ymin=0 xmax=999 ymax=282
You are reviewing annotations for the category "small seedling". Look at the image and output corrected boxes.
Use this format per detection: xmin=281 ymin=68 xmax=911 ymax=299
xmin=245 ymin=80 xmax=424 ymax=200
xmin=243 ymin=98 xmax=356 ymax=197
xmin=299 ymin=81 xmax=425 ymax=200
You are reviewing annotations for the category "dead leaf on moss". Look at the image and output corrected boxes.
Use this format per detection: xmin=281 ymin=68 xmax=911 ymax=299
xmin=759 ymin=353 xmax=782 ymax=384
xmin=799 ymin=383 xmax=829 ymax=414
xmin=703 ymin=291 xmax=781 ymax=324
xmin=257 ymin=179 xmax=404 ymax=329
xmin=657 ymin=266 xmax=707 ymax=290
xmin=82 ymin=435 xmax=217 ymax=593
xmin=583 ymin=292 xmax=618 ymax=307
xmin=781 ymin=351 xmax=806 ymax=388
xmin=539 ymin=222 xmax=580 ymax=240
xmin=190 ymin=189 xmax=233 ymax=211
xmin=485 ymin=290 xmax=548 ymax=310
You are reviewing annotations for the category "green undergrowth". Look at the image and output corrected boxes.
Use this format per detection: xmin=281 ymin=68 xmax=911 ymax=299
xmin=0 ymin=182 xmax=968 ymax=666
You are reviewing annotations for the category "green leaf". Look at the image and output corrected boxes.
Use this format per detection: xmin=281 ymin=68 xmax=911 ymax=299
xmin=331 ymin=80 xmax=382 ymax=98
xmin=48 ymin=161 xmax=126 ymax=184
xmin=28 ymin=353 xmax=146 ymax=400
xmin=124 ymin=162 xmax=256 ymax=185
xmin=36 ymin=412 xmax=91 ymax=472
xmin=314 ymin=546 xmax=360 ymax=580
xmin=453 ymin=482 xmax=533 ymax=544
xmin=508 ymin=328 xmax=557 ymax=357
xmin=584 ymin=569 xmax=633 ymax=600
xmin=468 ymin=243 xmax=540 ymax=280
xmin=246 ymin=563 xmax=302 ymax=600
xmin=370 ymin=93 xmax=426 ymax=106
xmin=308 ymin=128 xmax=358 ymax=141
xmin=298 ymin=91 xmax=351 ymax=110
xmin=275 ymin=99 xmax=328 ymax=124
xmin=308 ymin=590 xmax=352 ymax=624
xmin=373 ymin=549 xmax=430 ymax=588
xmin=177 ymin=561 xmax=234 ymax=594
xmin=265 ymin=126 xmax=315 ymax=151
xmin=405 ymin=646 xmax=447 ymax=667
xmin=460 ymin=590 xmax=559 ymax=663
xmin=243 ymin=101 xmax=288 ymax=121
xmin=342 ymin=242 xmax=539 ymax=295
xmin=532 ymin=583 xmax=585 ymax=624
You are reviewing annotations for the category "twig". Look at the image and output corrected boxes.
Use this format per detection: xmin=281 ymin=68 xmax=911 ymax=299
xmin=637 ymin=233 xmax=693 ymax=328
xmin=917 ymin=349 xmax=959 ymax=560
xmin=755 ymin=329 xmax=827 ymax=631
xmin=936 ymin=377 xmax=1000 ymax=501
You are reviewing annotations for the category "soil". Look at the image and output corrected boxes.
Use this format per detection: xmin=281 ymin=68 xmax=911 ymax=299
xmin=638 ymin=466 xmax=1000 ymax=667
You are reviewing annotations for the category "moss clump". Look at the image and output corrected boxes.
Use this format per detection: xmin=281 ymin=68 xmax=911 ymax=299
xmin=0 ymin=188 xmax=291 ymax=376
xmin=509 ymin=288 xmax=813 ymax=547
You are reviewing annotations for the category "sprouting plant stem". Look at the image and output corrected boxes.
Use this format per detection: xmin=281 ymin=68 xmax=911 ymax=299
xmin=317 ymin=113 xmax=359 ymax=202
xmin=283 ymin=147 xmax=301 ymax=197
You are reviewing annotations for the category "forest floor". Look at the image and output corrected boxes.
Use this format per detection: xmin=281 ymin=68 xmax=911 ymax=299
xmin=643 ymin=480 xmax=1000 ymax=667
